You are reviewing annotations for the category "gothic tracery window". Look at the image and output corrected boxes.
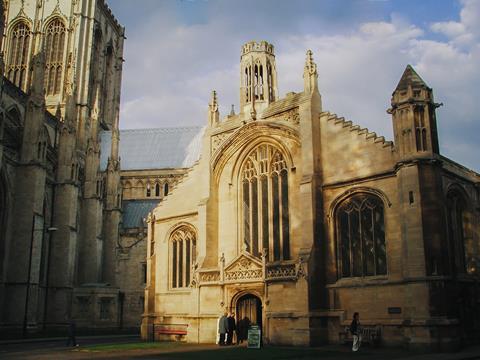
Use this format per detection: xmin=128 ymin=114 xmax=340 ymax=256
xmin=241 ymin=144 xmax=290 ymax=261
xmin=336 ymin=193 xmax=387 ymax=278
xmin=7 ymin=21 xmax=31 ymax=90
xmin=44 ymin=18 xmax=66 ymax=95
xmin=170 ymin=225 xmax=196 ymax=289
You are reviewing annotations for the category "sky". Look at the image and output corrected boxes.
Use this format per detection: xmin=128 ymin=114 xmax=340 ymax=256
xmin=107 ymin=0 xmax=480 ymax=172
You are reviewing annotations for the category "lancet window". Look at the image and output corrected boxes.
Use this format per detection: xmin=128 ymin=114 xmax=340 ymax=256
xmin=254 ymin=63 xmax=264 ymax=100
xmin=446 ymin=190 xmax=470 ymax=274
xmin=241 ymin=144 xmax=290 ymax=261
xmin=170 ymin=225 xmax=196 ymax=289
xmin=7 ymin=21 xmax=31 ymax=90
xmin=267 ymin=61 xmax=274 ymax=101
xmin=336 ymin=194 xmax=387 ymax=278
xmin=244 ymin=65 xmax=252 ymax=102
xmin=44 ymin=18 xmax=66 ymax=95
xmin=414 ymin=106 xmax=427 ymax=151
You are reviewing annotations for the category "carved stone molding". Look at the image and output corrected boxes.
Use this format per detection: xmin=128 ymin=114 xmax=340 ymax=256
xmin=211 ymin=129 xmax=235 ymax=154
xmin=199 ymin=270 xmax=220 ymax=283
xmin=263 ymin=108 xmax=299 ymax=125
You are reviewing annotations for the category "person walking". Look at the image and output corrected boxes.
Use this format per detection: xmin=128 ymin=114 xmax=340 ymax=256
xmin=350 ymin=312 xmax=362 ymax=352
xmin=226 ymin=313 xmax=236 ymax=345
xmin=218 ymin=312 xmax=228 ymax=346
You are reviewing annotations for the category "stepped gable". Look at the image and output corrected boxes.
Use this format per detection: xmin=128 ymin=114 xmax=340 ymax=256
xmin=395 ymin=65 xmax=429 ymax=92
xmin=323 ymin=112 xmax=394 ymax=150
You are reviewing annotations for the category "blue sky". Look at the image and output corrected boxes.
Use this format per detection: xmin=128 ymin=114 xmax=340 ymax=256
xmin=108 ymin=0 xmax=480 ymax=172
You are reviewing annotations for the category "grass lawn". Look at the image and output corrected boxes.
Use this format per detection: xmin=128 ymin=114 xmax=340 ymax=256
xmin=77 ymin=341 xmax=409 ymax=360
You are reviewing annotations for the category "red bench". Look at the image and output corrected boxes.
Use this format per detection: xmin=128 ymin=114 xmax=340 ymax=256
xmin=155 ymin=324 xmax=188 ymax=336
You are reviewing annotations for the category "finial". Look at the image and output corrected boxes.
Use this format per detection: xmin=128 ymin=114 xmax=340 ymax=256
xmin=230 ymin=104 xmax=235 ymax=116
xmin=209 ymin=90 xmax=218 ymax=113
xmin=303 ymin=49 xmax=318 ymax=94
xmin=305 ymin=49 xmax=317 ymax=75
xmin=208 ymin=90 xmax=220 ymax=126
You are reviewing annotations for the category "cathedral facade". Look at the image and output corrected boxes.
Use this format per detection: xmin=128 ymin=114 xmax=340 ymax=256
xmin=0 ymin=0 xmax=200 ymax=335
xmin=142 ymin=41 xmax=480 ymax=349
xmin=0 ymin=0 xmax=128 ymax=334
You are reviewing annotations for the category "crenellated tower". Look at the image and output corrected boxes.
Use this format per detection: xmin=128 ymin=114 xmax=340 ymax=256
xmin=240 ymin=41 xmax=278 ymax=116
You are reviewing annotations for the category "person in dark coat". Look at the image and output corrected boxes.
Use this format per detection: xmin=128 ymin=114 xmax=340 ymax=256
xmin=218 ymin=312 xmax=228 ymax=346
xmin=226 ymin=313 xmax=236 ymax=345
xmin=66 ymin=320 xmax=78 ymax=347
xmin=237 ymin=316 xmax=250 ymax=344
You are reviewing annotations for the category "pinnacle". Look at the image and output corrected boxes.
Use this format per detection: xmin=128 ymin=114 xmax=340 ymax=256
xmin=395 ymin=64 xmax=428 ymax=92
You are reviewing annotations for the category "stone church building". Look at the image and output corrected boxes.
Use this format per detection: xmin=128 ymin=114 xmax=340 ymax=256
xmin=142 ymin=41 xmax=480 ymax=349
xmin=0 ymin=0 xmax=202 ymax=335
xmin=0 ymin=0 xmax=479 ymax=349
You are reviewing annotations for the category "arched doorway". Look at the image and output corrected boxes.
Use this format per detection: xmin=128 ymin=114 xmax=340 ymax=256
xmin=236 ymin=293 xmax=262 ymax=329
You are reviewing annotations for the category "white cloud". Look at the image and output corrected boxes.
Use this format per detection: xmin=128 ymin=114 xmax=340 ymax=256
xmin=116 ymin=1 xmax=480 ymax=172
xmin=431 ymin=21 xmax=466 ymax=38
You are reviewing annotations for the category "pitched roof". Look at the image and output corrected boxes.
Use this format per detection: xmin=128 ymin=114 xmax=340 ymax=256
xmin=121 ymin=200 xmax=159 ymax=229
xmin=395 ymin=65 xmax=429 ymax=92
xmin=100 ymin=126 xmax=204 ymax=171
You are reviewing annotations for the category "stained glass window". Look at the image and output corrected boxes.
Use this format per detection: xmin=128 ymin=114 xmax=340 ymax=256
xmin=44 ymin=19 xmax=66 ymax=95
xmin=337 ymin=194 xmax=386 ymax=278
xmin=170 ymin=226 xmax=196 ymax=288
xmin=241 ymin=144 xmax=290 ymax=261
xmin=7 ymin=21 xmax=31 ymax=90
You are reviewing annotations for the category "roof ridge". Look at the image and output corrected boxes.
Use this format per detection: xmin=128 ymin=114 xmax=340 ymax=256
xmin=118 ymin=126 xmax=203 ymax=133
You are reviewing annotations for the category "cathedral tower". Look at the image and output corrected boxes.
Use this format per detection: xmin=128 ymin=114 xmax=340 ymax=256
xmin=239 ymin=41 xmax=278 ymax=116
xmin=389 ymin=65 xmax=441 ymax=161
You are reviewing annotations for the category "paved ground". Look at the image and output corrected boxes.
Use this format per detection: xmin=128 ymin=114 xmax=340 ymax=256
xmin=0 ymin=337 xmax=479 ymax=360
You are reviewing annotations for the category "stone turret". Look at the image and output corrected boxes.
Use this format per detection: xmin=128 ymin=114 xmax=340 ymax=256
xmin=240 ymin=41 xmax=278 ymax=116
xmin=388 ymin=65 xmax=442 ymax=161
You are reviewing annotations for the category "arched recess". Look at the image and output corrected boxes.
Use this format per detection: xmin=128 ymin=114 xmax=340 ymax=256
xmin=211 ymin=121 xmax=299 ymax=184
xmin=331 ymin=188 xmax=389 ymax=279
xmin=166 ymin=223 xmax=197 ymax=289
xmin=230 ymin=290 xmax=264 ymax=329
xmin=445 ymin=184 xmax=474 ymax=274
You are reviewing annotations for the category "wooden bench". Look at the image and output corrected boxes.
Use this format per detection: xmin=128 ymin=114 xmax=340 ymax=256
xmin=339 ymin=325 xmax=381 ymax=347
xmin=154 ymin=324 xmax=188 ymax=337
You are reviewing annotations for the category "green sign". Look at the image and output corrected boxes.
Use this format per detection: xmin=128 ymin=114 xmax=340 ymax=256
xmin=247 ymin=327 xmax=261 ymax=349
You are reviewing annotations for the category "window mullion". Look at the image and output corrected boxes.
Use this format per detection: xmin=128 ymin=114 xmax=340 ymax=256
xmin=278 ymin=172 xmax=284 ymax=261
xmin=372 ymin=207 xmax=376 ymax=275
xmin=268 ymin=174 xmax=273 ymax=262
xmin=359 ymin=208 xmax=364 ymax=277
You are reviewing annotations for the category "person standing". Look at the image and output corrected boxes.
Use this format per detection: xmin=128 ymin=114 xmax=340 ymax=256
xmin=66 ymin=320 xmax=78 ymax=347
xmin=218 ymin=312 xmax=228 ymax=346
xmin=350 ymin=312 xmax=362 ymax=352
xmin=226 ymin=313 xmax=236 ymax=345
xmin=237 ymin=316 xmax=250 ymax=344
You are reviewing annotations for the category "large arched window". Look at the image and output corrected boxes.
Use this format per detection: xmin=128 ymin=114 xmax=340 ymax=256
xmin=446 ymin=190 xmax=470 ymax=274
xmin=241 ymin=144 xmax=290 ymax=262
xmin=7 ymin=21 xmax=31 ymax=90
xmin=170 ymin=225 xmax=196 ymax=289
xmin=44 ymin=18 xmax=66 ymax=95
xmin=336 ymin=193 xmax=386 ymax=278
